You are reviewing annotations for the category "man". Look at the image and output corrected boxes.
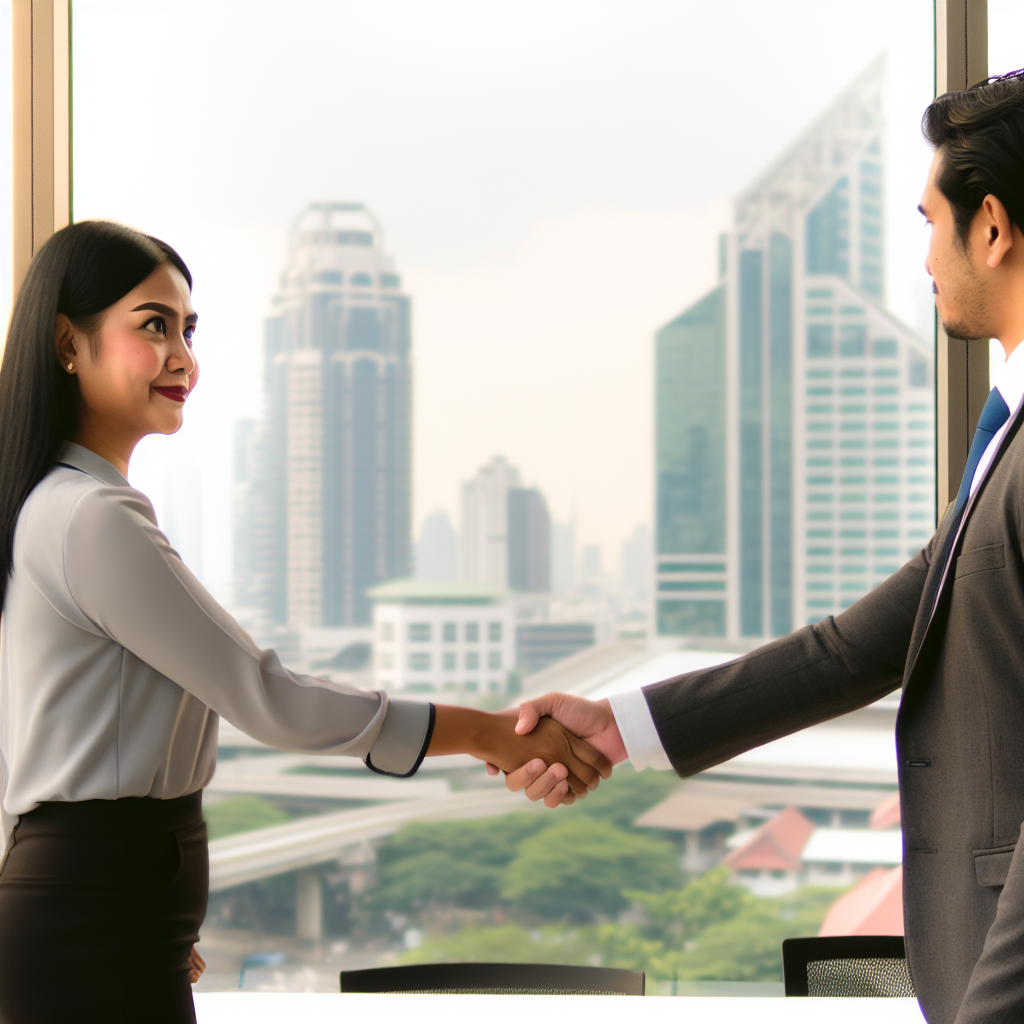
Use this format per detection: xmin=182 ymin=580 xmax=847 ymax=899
xmin=504 ymin=72 xmax=1024 ymax=1023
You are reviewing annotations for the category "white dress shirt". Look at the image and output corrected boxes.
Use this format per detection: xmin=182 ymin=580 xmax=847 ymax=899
xmin=611 ymin=340 xmax=1024 ymax=772
xmin=0 ymin=443 xmax=431 ymax=851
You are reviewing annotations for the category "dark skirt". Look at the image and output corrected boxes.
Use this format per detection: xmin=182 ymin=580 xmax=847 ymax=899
xmin=0 ymin=792 xmax=208 ymax=1024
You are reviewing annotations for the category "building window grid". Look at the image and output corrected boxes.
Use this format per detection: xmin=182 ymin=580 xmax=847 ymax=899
xmin=804 ymin=351 xmax=933 ymax=613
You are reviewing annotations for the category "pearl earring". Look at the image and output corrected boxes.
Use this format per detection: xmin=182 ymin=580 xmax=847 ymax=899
xmin=67 ymin=362 xmax=74 ymax=372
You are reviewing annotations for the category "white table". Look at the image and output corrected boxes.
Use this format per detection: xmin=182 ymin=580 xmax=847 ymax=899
xmin=194 ymin=992 xmax=927 ymax=1023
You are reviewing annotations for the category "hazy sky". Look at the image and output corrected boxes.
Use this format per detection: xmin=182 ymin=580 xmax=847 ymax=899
xmin=5 ymin=0 xmax=1018 ymax=595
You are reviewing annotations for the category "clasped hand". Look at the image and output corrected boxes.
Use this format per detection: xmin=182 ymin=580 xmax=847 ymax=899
xmin=428 ymin=703 xmax=614 ymax=798
xmin=486 ymin=694 xmax=628 ymax=807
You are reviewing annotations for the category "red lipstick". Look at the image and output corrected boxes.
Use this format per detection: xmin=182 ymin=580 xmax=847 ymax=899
xmin=154 ymin=386 xmax=188 ymax=403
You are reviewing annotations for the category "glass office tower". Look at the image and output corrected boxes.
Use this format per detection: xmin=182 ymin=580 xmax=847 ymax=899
xmin=246 ymin=203 xmax=412 ymax=628
xmin=656 ymin=60 xmax=934 ymax=640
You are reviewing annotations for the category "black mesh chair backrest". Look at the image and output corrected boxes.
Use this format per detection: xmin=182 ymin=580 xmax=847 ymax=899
xmin=782 ymin=936 xmax=915 ymax=998
xmin=341 ymin=962 xmax=645 ymax=996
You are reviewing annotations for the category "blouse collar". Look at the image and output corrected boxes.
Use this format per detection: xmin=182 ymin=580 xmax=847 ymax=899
xmin=57 ymin=442 xmax=130 ymax=488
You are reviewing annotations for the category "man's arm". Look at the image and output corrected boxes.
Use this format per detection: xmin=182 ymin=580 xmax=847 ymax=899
xmin=954 ymin=823 xmax=1024 ymax=1023
xmin=509 ymin=544 xmax=932 ymax=797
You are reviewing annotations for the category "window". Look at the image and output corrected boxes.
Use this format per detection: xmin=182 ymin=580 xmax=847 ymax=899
xmin=807 ymin=325 xmax=833 ymax=357
xmin=67 ymin=0 xmax=939 ymax=993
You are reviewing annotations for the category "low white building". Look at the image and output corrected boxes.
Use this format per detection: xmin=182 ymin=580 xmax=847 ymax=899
xmin=801 ymin=828 xmax=903 ymax=888
xmin=369 ymin=580 xmax=515 ymax=697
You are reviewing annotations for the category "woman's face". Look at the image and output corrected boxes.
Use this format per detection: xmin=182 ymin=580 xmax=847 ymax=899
xmin=67 ymin=263 xmax=198 ymax=443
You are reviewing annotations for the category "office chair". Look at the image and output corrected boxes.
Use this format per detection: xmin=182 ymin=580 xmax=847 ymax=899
xmin=782 ymin=936 xmax=915 ymax=997
xmin=341 ymin=961 xmax=645 ymax=995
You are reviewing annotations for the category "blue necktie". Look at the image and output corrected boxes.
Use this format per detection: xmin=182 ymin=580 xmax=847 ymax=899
xmin=952 ymin=387 xmax=1011 ymax=520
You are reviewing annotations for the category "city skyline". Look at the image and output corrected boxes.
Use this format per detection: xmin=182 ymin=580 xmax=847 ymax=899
xmin=71 ymin=3 xmax=945 ymax=603
xmin=235 ymin=203 xmax=412 ymax=628
xmin=655 ymin=61 xmax=935 ymax=641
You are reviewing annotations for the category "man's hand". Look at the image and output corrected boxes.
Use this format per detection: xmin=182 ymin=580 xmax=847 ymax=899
xmin=428 ymin=704 xmax=612 ymax=796
xmin=487 ymin=694 xmax=628 ymax=806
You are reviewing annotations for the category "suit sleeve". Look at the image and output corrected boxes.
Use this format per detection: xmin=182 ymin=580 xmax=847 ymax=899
xmin=642 ymin=541 xmax=933 ymax=777
xmin=955 ymin=823 xmax=1024 ymax=1023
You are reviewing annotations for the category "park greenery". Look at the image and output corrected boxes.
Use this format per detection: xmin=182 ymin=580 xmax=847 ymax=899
xmin=204 ymin=795 xmax=291 ymax=840
xmin=369 ymin=770 xmax=836 ymax=981
xmin=204 ymin=768 xmax=840 ymax=980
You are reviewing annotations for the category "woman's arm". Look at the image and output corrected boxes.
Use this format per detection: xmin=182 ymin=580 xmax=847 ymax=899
xmin=61 ymin=483 xmax=611 ymax=786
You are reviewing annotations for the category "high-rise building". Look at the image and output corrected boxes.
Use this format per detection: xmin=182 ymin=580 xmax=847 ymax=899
xmin=459 ymin=456 xmax=522 ymax=587
xmin=507 ymin=487 xmax=551 ymax=592
xmin=416 ymin=510 xmax=459 ymax=581
xmin=550 ymin=520 xmax=576 ymax=596
xmin=232 ymin=418 xmax=259 ymax=609
xmin=620 ymin=524 xmax=651 ymax=601
xmin=656 ymin=60 xmax=934 ymax=640
xmin=242 ymin=202 xmax=412 ymax=628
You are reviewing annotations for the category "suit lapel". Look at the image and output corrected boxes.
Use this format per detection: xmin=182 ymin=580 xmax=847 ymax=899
xmin=902 ymin=398 xmax=1024 ymax=693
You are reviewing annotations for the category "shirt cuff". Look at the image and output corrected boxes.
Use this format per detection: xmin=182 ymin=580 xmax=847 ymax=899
xmin=364 ymin=700 xmax=435 ymax=777
xmin=607 ymin=689 xmax=673 ymax=771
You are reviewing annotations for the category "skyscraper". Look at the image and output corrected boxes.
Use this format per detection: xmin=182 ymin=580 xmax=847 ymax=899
xmin=507 ymin=487 xmax=551 ymax=592
xmin=656 ymin=60 xmax=934 ymax=640
xmin=416 ymin=510 xmax=459 ymax=581
xmin=459 ymin=456 xmax=522 ymax=587
xmin=243 ymin=202 xmax=412 ymax=628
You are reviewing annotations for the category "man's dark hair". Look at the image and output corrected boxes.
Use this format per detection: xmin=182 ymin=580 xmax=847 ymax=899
xmin=922 ymin=69 xmax=1024 ymax=246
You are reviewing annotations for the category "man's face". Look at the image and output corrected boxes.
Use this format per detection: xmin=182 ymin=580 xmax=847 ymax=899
xmin=921 ymin=149 xmax=994 ymax=341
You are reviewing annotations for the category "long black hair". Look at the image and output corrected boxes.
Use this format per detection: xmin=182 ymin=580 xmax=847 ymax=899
xmin=0 ymin=220 xmax=191 ymax=609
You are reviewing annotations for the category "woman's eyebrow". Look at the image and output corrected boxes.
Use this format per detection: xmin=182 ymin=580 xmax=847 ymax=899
xmin=131 ymin=301 xmax=199 ymax=324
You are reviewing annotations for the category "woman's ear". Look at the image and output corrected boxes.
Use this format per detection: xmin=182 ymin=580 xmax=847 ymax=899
xmin=54 ymin=314 xmax=79 ymax=371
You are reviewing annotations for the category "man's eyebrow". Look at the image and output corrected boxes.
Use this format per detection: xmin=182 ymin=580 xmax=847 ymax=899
xmin=131 ymin=301 xmax=199 ymax=324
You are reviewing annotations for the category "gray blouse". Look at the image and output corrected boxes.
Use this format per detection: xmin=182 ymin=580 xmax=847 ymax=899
xmin=0 ymin=443 xmax=431 ymax=849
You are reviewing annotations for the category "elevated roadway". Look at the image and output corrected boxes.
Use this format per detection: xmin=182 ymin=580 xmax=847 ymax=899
xmin=207 ymin=787 xmax=530 ymax=891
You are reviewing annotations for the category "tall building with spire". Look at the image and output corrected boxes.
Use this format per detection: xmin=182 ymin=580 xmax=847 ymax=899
xmin=656 ymin=60 xmax=934 ymax=640
xmin=244 ymin=203 xmax=412 ymax=628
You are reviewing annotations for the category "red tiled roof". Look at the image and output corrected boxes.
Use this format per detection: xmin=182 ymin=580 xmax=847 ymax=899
xmin=722 ymin=806 xmax=814 ymax=873
xmin=869 ymin=792 xmax=901 ymax=830
xmin=819 ymin=865 xmax=904 ymax=936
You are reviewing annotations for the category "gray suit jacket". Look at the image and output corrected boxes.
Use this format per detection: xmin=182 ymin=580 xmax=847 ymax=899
xmin=642 ymin=409 xmax=1024 ymax=1024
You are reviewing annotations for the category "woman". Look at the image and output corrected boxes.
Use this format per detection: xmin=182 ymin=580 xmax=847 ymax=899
xmin=0 ymin=221 xmax=609 ymax=1024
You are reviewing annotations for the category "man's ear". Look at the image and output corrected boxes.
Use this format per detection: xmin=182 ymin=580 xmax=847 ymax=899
xmin=54 ymin=313 xmax=79 ymax=369
xmin=980 ymin=194 xmax=1014 ymax=270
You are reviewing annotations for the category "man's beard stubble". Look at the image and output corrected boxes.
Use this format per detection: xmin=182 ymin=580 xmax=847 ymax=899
xmin=940 ymin=251 xmax=994 ymax=342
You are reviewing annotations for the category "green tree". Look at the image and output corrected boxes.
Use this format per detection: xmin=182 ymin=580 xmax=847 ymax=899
xmin=561 ymin=766 xmax=680 ymax=831
xmin=647 ymin=885 xmax=840 ymax=982
xmin=371 ymin=815 xmax=549 ymax=912
xmin=203 ymin=795 xmax=290 ymax=839
xmin=626 ymin=867 xmax=749 ymax=943
xmin=501 ymin=818 xmax=679 ymax=921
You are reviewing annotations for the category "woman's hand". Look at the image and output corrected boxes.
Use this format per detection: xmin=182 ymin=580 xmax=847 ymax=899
xmin=189 ymin=946 xmax=206 ymax=984
xmin=427 ymin=705 xmax=612 ymax=796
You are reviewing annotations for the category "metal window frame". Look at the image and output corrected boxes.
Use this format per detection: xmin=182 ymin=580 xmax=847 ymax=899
xmin=9 ymin=2 xmax=987 ymax=517
xmin=934 ymin=0 xmax=989 ymax=511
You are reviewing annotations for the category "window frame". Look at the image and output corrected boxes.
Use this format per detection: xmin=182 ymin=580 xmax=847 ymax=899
xmin=9 ymin=2 xmax=988 ymax=528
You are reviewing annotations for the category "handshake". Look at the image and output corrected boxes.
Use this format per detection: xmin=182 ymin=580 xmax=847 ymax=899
xmin=429 ymin=694 xmax=627 ymax=807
